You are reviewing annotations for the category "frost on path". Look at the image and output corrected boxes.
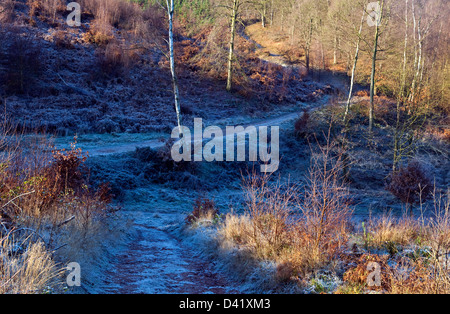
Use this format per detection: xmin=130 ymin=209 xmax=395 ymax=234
xmin=78 ymin=112 xmax=304 ymax=158
xmin=100 ymin=212 xmax=240 ymax=294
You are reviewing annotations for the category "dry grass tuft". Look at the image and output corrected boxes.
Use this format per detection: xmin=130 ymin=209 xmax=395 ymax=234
xmin=0 ymin=120 xmax=114 ymax=293
xmin=218 ymin=134 xmax=352 ymax=281
xmin=365 ymin=215 xmax=422 ymax=250
xmin=186 ymin=196 xmax=220 ymax=225
xmin=387 ymin=160 xmax=433 ymax=206
xmin=0 ymin=238 xmax=62 ymax=294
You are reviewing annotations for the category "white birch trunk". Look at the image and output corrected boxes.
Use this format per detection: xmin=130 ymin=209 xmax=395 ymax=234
xmin=166 ymin=0 xmax=182 ymax=133
xmin=226 ymin=0 xmax=238 ymax=92
xmin=343 ymin=9 xmax=365 ymax=123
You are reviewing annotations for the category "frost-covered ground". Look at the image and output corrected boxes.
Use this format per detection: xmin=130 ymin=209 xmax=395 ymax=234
xmin=54 ymin=94 xmax=322 ymax=293
xmin=69 ymin=98 xmax=448 ymax=294
xmin=45 ymin=73 xmax=447 ymax=294
xmin=91 ymin=211 xmax=242 ymax=294
xmin=58 ymin=107 xmax=309 ymax=294
xmin=52 ymin=104 xmax=321 ymax=156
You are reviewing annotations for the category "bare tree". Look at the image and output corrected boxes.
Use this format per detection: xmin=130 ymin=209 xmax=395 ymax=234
xmin=289 ymin=0 xmax=327 ymax=75
xmin=215 ymin=0 xmax=250 ymax=92
xmin=253 ymin=0 xmax=271 ymax=28
xmin=368 ymin=0 xmax=386 ymax=133
xmin=227 ymin=0 xmax=239 ymax=92
xmin=343 ymin=7 xmax=366 ymax=123
xmin=408 ymin=0 xmax=435 ymax=108
xmin=157 ymin=0 xmax=182 ymax=132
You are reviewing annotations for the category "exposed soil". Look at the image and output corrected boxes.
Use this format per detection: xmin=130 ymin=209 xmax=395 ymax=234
xmin=100 ymin=212 xmax=241 ymax=294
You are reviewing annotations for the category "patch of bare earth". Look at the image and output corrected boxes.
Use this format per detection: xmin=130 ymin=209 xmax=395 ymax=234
xmin=101 ymin=214 xmax=240 ymax=294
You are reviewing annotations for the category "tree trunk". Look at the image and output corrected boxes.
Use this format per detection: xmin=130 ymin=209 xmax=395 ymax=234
xmin=369 ymin=30 xmax=378 ymax=133
xmin=305 ymin=18 xmax=313 ymax=74
xmin=409 ymin=12 xmax=423 ymax=106
xmin=166 ymin=0 xmax=182 ymax=132
xmin=270 ymin=0 xmax=274 ymax=26
xmin=343 ymin=9 xmax=365 ymax=123
xmin=393 ymin=0 xmax=409 ymax=171
xmin=400 ymin=0 xmax=409 ymax=105
xmin=333 ymin=33 xmax=337 ymax=65
xmin=290 ymin=23 xmax=295 ymax=45
xmin=226 ymin=0 xmax=238 ymax=92
xmin=261 ymin=2 xmax=266 ymax=28
xmin=369 ymin=0 xmax=384 ymax=133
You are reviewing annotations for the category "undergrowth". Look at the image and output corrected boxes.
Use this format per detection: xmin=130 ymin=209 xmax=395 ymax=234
xmin=0 ymin=124 xmax=116 ymax=293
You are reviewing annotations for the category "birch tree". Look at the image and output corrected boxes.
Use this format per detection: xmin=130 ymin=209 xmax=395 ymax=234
xmin=157 ymin=0 xmax=182 ymax=133
xmin=292 ymin=0 xmax=323 ymax=75
xmin=407 ymin=0 xmax=435 ymax=108
xmin=368 ymin=0 xmax=386 ymax=133
xmin=343 ymin=7 xmax=366 ymax=123
xmin=227 ymin=0 xmax=239 ymax=92
xmin=253 ymin=0 xmax=271 ymax=28
xmin=216 ymin=0 xmax=250 ymax=92
xmin=392 ymin=0 xmax=437 ymax=171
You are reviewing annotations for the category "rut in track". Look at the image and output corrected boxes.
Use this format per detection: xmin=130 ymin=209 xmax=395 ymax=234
xmin=101 ymin=212 xmax=241 ymax=294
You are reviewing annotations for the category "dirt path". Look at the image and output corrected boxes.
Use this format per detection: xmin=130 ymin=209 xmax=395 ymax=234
xmin=242 ymin=23 xmax=366 ymax=96
xmin=83 ymin=24 xmax=354 ymax=294
xmin=84 ymin=111 xmax=306 ymax=157
xmin=87 ymin=111 xmax=316 ymax=294
xmin=100 ymin=212 xmax=240 ymax=294
xmin=91 ymin=103 xmax=337 ymax=294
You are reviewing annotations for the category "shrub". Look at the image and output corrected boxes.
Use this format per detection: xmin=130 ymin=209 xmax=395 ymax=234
xmin=80 ymin=0 xmax=144 ymax=30
xmin=217 ymin=136 xmax=352 ymax=280
xmin=134 ymin=142 xmax=198 ymax=188
xmin=294 ymin=110 xmax=310 ymax=138
xmin=49 ymin=138 xmax=88 ymax=195
xmin=0 ymin=30 xmax=45 ymax=95
xmin=82 ymin=19 xmax=115 ymax=47
xmin=389 ymin=257 xmax=450 ymax=294
xmin=186 ymin=196 xmax=219 ymax=225
xmin=95 ymin=42 xmax=123 ymax=76
xmin=390 ymin=191 xmax=450 ymax=294
xmin=52 ymin=30 xmax=74 ymax=49
xmin=293 ymin=136 xmax=352 ymax=272
xmin=343 ymin=254 xmax=392 ymax=292
xmin=355 ymin=90 xmax=369 ymax=97
xmin=386 ymin=160 xmax=433 ymax=206
xmin=94 ymin=39 xmax=139 ymax=77
xmin=40 ymin=0 xmax=65 ymax=23
xmin=156 ymin=139 xmax=196 ymax=173
xmin=0 ymin=136 xmax=91 ymax=220
xmin=242 ymin=174 xmax=295 ymax=260
xmin=0 ymin=125 xmax=114 ymax=293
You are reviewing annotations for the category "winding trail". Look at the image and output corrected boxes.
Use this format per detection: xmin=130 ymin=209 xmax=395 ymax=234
xmin=84 ymin=23 xmax=355 ymax=294
xmin=89 ymin=111 xmax=312 ymax=294
xmin=85 ymin=111 xmax=303 ymax=157
xmin=92 ymin=104 xmax=337 ymax=294
xmin=100 ymin=212 xmax=240 ymax=294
